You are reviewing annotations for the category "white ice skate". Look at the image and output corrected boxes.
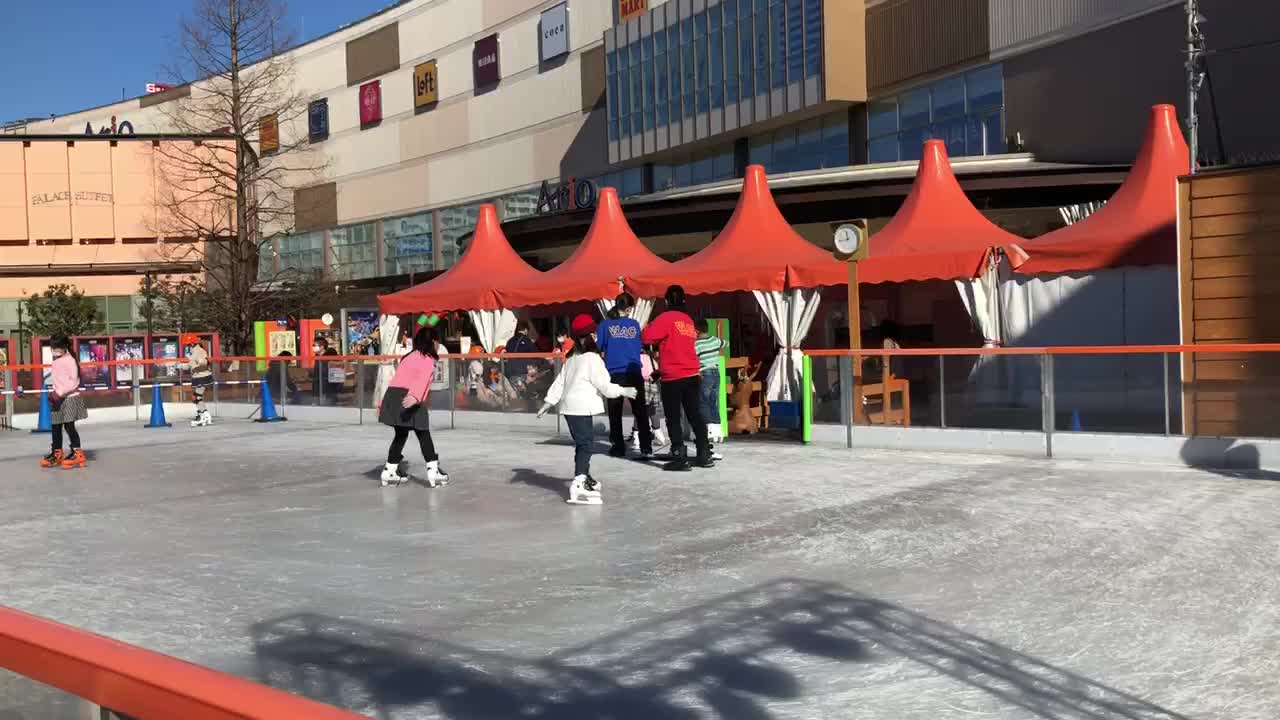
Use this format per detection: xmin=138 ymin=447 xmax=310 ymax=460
xmin=706 ymin=423 xmax=724 ymax=461
xmin=425 ymin=460 xmax=449 ymax=488
xmin=190 ymin=410 xmax=213 ymax=427
xmin=566 ymin=474 xmax=602 ymax=505
xmin=380 ymin=462 xmax=410 ymax=487
xmin=651 ymin=428 xmax=669 ymax=448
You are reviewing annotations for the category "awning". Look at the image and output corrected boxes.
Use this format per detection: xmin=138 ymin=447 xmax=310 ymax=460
xmin=377 ymin=203 xmax=541 ymax=313
xmin=626 ymin=165 xmax=844 ymax=296
xmin=848 ymin=139 xmax=1030 ymax=285
xmin=1016 ymin=104 xmax=1189 ymax=274
xmin=499 ymin=187 xmax=670 ymax=307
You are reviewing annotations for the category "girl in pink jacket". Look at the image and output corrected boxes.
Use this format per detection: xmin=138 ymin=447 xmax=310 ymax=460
xmin=377 ymin=326 xmax=449 ymax=487
xmin=42 ymin=336 xmax=88 ymax=469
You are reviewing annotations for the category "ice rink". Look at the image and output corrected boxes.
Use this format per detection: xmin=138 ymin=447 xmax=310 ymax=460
xmin=2 ymin=418 xmax=1278 ymax=719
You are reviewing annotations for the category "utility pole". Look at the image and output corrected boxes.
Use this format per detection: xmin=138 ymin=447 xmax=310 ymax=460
xmin=1186 ymin=0 xmax=1206 ymax=174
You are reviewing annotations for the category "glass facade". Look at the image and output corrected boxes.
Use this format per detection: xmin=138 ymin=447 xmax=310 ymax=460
xmin=606 ymin=0 xmax=824 ymax=148
xmin=867 ymin=64 xmax=1006 ymax=164
xmin=328 ymin=222 xmax=377 ymax=281
xmin=439 ymin=204 xmax=482 ymax=270
xmin=654 ymin=144 xmax=736 ymax=191
xmin=748 ymin=110 xmax=848 ymax=174
xmin=383 ymin=212 xmax=433 ymax=276
xmin=278 ymin=231 xmax=324 ymax=274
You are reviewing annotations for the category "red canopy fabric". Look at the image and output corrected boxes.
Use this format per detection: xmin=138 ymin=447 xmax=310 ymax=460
xmin=499 ymin=187 xmax=670 ymax=307
xmin=818 ymin=139 xmax=1030 ymax=286
xmin=627 ymin=165 xmax=844 ymax=296
xmin=1016 ymin=104 xmax=1189 ymax=274
xmin=377 ymin=203 xmax=541 ymax=313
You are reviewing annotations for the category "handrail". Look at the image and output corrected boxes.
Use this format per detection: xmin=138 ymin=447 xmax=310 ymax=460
xmin=804 ymin=343 xmax=1280 ymax=358
xmin=0 ymin=606 xmax=366 ymax=720
xmin=0 ymin=352 xmax=565 ymax=373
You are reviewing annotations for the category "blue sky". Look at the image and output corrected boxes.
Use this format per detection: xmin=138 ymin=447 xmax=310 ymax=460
xmin=0 ymin=0 xmax=395 ymax=123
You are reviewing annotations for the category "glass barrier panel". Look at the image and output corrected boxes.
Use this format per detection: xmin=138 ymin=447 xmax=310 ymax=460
xmin=0 ymin=667 xmax=88 ymax=720
xmin=1051 ymin=352 xmax=1172 ymax=434
xmin=940 ymin=354 xmax=1042 ymax=431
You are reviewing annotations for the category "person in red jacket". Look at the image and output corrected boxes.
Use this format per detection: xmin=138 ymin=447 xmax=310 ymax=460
xmin=641 ymin=285 xmax=713 ymax=471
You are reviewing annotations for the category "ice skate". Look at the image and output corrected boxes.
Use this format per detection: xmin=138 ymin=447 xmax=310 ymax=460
xmin=662 ymin=447 xmax=692 ymax=472
xmin=707 ymin=423 xmax=723 ymax=444
xmin=652 ymin=428 xmax=669 ymax=448
xmin=425 ymin=460 xmax=449 ymax=488
xmin=61 ymin=449 xmax=86 ymax=469
xmin=694 ymin=447 xmax=716 ymax=469
xmin=40 ymin=450 xmax=64 ymax=468
xmin=566 ymin=474 xmax=602 ymax=505
xmin=380 ymin=461 xmax=409 ymax=487
xmin=190 ymin=410 xmax=213 ymax=427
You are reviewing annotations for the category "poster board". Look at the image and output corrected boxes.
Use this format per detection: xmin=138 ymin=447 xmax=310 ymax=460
xmin=0 ymin=336 xmax=15 ymax=392
xmin=150 ymin=335 xmax=181 ymax=379
xmin=111 ymin=335 xmax=147 ymax=385
xmin=342 ymin=309 xmax=380 ymax=356
xmin=74 ymin=336 xmax=112 ymax=390
xmin=30 ymin=338 xmax=53 ymax=389
xmin=268 ymin=329 xmax=297 ymax=358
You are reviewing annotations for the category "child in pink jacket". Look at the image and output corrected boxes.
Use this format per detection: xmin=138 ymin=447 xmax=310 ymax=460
xmin=42 ymin=336 xmax=88 ymax=469
xmin=378 ymin=326 xmax=449 ymax=488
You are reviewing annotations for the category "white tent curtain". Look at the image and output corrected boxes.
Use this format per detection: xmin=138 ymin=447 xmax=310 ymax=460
xmin=955 ymin=253 xmax=1008 ymax=404
xmin=595 ymin=297 xmax=656 ymax=327
xmin=373 ymin=313 xmax=401 ymax=409
xmin=467 ymin=309 xmax=519 ymax=353
xmin=752 ymin=287 xmax=822 ymax=402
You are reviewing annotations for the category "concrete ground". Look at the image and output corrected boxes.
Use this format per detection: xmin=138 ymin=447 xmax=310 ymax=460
xmin=1 ymin=417 xmax=1278 ymax=720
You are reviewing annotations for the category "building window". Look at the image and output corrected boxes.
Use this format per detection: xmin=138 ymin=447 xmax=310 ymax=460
xmin=866 ymin=64 xmax=1006 ymax=164
xmin=278 ymin=231 xmax=324 ymax=274
xmin=329 ymin=223 xmax=377 ymax=281
xmin=500 ymin=186 xmax=542 ymax=222
xmin=747 ymin=111 xmax=850 ymax=174
xmin=724 ymin=6 xmax=739 ymax=105
xmin=439 ymin=204 xmax=481 ymax=269
xmin=709 ymin=7 xmax=724 ymax=111
xmin=383 ymin=213 xmax=433 ymax=276
xmin=803 ymin=0 xmax=822 ymax=78
xmin=681 ymin=18 xmax=695 ymax=122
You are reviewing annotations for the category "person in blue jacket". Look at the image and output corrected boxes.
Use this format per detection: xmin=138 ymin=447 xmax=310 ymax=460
xmin=596 ymin=293 xmax=652 ymax=458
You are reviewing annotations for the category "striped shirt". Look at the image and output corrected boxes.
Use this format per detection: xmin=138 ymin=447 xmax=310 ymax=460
xmin=695 ymin=335 xmax=724 ymax=372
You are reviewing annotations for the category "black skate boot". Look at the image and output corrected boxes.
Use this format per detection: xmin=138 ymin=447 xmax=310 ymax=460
xmin=662 ymin=446 xmax=692 ymax=472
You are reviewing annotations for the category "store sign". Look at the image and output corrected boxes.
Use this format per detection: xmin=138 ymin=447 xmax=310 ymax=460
xmin=618 ymin=0 xmax=647 ymax=22
xmin=308 ymin=99 xmax=329 ymax=142
xmin=359 ymin=80 xmax=382 ymax=125
xmin=259 ymin=113 xmax=279 ymax=155
xmin=536 ymin=177 xmax=598 ymax=214
xmin=473 ymin=34 xmax=500 ymax=87
xmin=145 ymin=82 xmax=173 ymax=94
xmin=83 ymin=115 xmax=134 ymax=135
xmin=414 ymin=60 xmax=439 ymax=108
xmin=385 ymin=215 xmax=433 ymax=256
xmin=540 ymin=3 xmax=569 ymax=62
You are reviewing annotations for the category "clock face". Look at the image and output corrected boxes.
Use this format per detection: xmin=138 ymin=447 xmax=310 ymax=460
xmin=834 ymin=224 xmax=862 ymax=255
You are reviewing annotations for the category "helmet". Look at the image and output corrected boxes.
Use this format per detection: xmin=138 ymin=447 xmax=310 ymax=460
xmin=180 ymin=333 xmax=201 ymax=348
xmin=664 ymin=285 xmax=686 ymax=308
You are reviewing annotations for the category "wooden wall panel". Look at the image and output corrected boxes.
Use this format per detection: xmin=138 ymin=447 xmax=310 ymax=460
xmin=1180 ymin=165 xmax=1280 ymax=439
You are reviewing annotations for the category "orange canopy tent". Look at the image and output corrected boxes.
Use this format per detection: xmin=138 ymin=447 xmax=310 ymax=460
xmin=378 ymin=203 xmax=541 ymax=314
xmin=499 ymin=187 xmax=670 ymax=308
xmin=1016 ymin=104 xmax=1189 ymax=274
xmin=814 ymin=139 xmax=1030 ymax=286
xmin=626 ymin=165 xmax=844 ymax=297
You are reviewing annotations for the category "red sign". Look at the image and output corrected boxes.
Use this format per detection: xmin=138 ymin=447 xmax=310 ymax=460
xmin=145 ymin=83 xmax=173 ymax=94
xmin=619 ymin=0 xmax=648 ymax=21
xmin=359 ymin=80 xmax=382 ymax=125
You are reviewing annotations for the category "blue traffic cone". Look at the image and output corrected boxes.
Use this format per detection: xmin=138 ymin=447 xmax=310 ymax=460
xmin=30 ymin=389 xmax=52 ymax=434
xmin=255 ymin=376 xmax=287 ymax=423
xmin=1070 ymin=410 xmax=1082 ymax=432
xmin=145 ymin=383 xmax=172 ymax=428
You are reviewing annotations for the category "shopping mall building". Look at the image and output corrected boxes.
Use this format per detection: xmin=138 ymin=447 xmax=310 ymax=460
xmin=1 ymin=0 xmax=1277 ymax=342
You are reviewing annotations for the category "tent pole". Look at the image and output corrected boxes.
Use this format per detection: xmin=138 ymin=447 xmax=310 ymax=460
xmin=785 ymin=280 xmax=794 ymax=403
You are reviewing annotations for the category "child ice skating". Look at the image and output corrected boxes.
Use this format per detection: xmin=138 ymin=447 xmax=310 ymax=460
xmin=183 ymin=334 xmax=214 ymax=427
xmin=630 ymin=351 xmax=668 ymax=452
xmin=378 ymin=326 xmax=449 ymax=488
xmin=41 ymin=336 xmax=88 ymax=470
xmin=537 ymin=314 xmax=638 ymax=505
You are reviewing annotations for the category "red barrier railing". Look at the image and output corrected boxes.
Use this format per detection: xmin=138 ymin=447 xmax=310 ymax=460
xmin=0 ymin=352 xmax=564 ymax=373
xmin=803 ymin=343 xmax=1280 ymax=357
xmin=0 ymin=606 xmax=366 ymax=720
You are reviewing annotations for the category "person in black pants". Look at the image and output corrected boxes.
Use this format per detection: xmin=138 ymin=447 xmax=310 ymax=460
xmin=596 ymin=293 xmax=652 ymax=457
xmin=641 ymin=285 xmax=712 ymax=471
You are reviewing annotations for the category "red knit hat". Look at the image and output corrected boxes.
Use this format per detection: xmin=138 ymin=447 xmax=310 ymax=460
xmin=571 ymin=313 xmax=596 ymax=337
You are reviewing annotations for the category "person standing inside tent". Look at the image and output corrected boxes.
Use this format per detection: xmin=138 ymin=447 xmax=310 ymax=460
xmin=182 ymin=334 xmax=214 ymax=427
xmin=596 ymin=292 xmax=652 ymax=458
xmin=641 ymin=285 xmax=714 ymax=471
xmin=41 ymin=336 xmax=88 ymax=470
xmin=378 ymin=326 xmax=450 ymax=488
xmin=537 ymin=314 xmax=637 ymax=504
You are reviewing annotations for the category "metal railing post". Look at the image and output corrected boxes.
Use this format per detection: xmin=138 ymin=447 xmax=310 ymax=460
xmin=1162 ymin=352 xmax=1171 ymax=436
xmin=938 ymin=356 xmax=947 ymax=429
xmin=839 ymin=355 xmax=853 ymax=449
xmin=211 ymin=361 xmax=220 ymax=419
xmin=278 ymin=360 xmax=288 ymax=418
xmin=3 ymin=369 xmax=13 ymax=428
xmin=317 ymin=358 xmax=324 ymax=406
xmin=449 ymin=358 xmax=456 ymax=430
xmin=357 ymin=361 xmax=365 ymax=425
xmin=131 ymin=365 xmax=141 ymax=423
xmin=1041 ymin=354 xmax=1055 ymax=459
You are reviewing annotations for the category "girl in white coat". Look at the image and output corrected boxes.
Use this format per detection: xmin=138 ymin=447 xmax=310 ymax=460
xmin=538 ymin=313 xmax=637 ymax=504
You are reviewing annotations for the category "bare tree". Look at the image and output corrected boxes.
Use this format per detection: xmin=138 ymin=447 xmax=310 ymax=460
xmin=153 ymin=0 xmax=327 ymax=353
